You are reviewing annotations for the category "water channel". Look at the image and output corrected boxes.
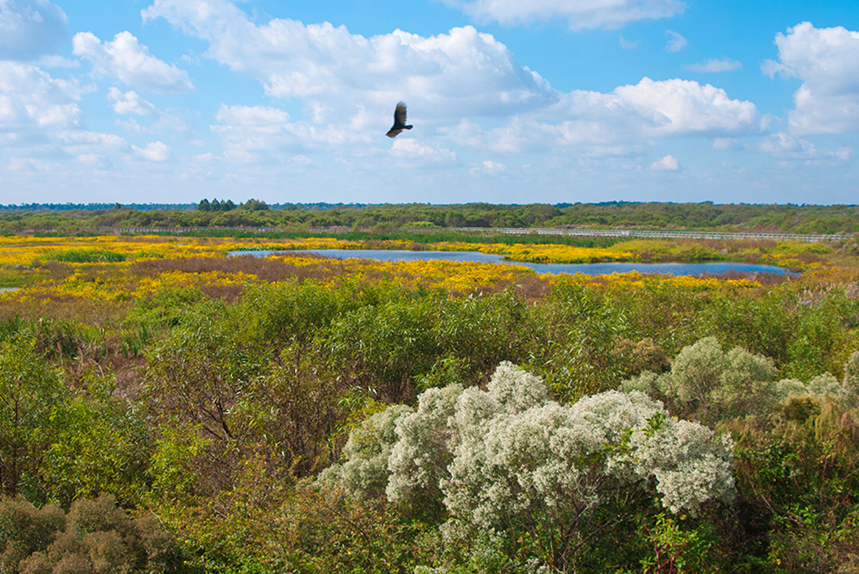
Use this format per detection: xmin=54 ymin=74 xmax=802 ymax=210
xmin=236 ymin=249 xmax=793 ymax=276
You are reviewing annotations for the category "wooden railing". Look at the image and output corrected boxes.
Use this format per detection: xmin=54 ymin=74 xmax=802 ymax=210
xmin=10 ymin=225 xmax=854 ymax=243
xmin=444 ymin=227 xmax=852 ymax=243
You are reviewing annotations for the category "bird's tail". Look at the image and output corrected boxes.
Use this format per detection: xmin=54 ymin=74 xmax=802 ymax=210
xmin=405 ymin=125 xmax=413 ymax=130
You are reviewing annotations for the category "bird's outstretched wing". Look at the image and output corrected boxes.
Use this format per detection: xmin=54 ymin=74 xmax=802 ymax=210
xmin=387 ymin=101 xmax=413 ymax=138
xmin=394 ymin=102 xmax=407 ymax=127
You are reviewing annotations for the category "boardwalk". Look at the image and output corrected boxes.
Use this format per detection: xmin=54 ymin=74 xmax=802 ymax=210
xmin=12 ymin=225 xmax=854 ymax=243
xmin=447 ymin=227 xmax=852 ymax=243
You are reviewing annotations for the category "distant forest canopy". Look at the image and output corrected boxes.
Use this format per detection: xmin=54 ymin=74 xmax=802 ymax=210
xmin=1 ymin=200 xmax=858 ymax=234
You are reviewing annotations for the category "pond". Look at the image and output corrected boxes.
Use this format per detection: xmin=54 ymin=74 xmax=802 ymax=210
xmin=234 ymin=249 xmax=793 ymax=277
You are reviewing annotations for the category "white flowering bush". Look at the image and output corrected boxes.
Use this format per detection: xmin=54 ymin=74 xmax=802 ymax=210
xmin=317 ymin=404 xmax=412 ymax=500
xmin=443 ymin=388 xmax=733 ymax=533
xmin=324 ymin=361 xmax=735 ymax=569
xmin=621 ymin=337 xmax=859 ymax=420
xmin=387 ymin=384 xmax=463 ymax=505
xmin=626 ymin=417 xmax=735 ymax=514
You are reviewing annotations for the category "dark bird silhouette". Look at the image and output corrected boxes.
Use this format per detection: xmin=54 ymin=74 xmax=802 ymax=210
xmin=386 ymin=101 xmax=413 ymax=138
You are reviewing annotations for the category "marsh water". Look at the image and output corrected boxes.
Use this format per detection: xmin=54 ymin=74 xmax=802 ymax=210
xmin=235 ymin=249 xmax=792 ymax=276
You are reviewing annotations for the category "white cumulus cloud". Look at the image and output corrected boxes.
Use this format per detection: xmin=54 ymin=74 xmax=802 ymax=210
xmin=443 ymin=78 xmax=761 ymax=154
xmin=107 ymin=87 xmax=190 ymax=135
xmin=116 ymin=118 xmax=152 ymax=134
xmin=685 ymin=58 xmax=741 ymax=73
xmin=613 ymin=78 xmax=760 ymax=135
xmin=211 ymin=104 xmax=372 ymax=162
xmin=216 ymin=104 xmax=289 ymax=126
xmin=132 ymin=140 xmax=172 ymax=161
xmin=437 ymin=0 xmax=685 ymax=30
xmin=72 ymin=30 xmax=194 ymax=94
xmin=57 ymin=130 xmax=128 ymax=156
xmin=762 ymin=22 xmax=859 ymax=135
xmin=758 ymin=132 xmax=853 ymax=164
xmin=0 ymin=0 xmax=67 ymax=61
xmin=142 ymin=0 xmax=554 ymax=123
xmin=139 ymin=0 xmax=767 ymax=175
xmin=0 ymin=61 xmax=82 ymax=130
xmin=107 ymin=87 xmax=158 ymax=115
xmin=390 ymin=138 xmax=458 ymax=167
xmin=470 ymin=159 xmax=507 ymax=176
xmin=650 ymin=154 xmax=679 ymax=171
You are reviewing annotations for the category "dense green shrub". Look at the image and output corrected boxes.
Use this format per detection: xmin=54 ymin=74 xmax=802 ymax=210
xmin=130 ymin=287 xmax=208 ymax=329
xmin=696 ymin=291 xmax=794 ymax=364
xmin=324 ymin=287 xmax=537 ymax=402
xmin=40 ymin=381 xmax=152 ymax=508
xmin=237 ymin=279 xmax=360 ymax=350
xmin=144 ymin=300 xmax=272 ymax=442
xmin=0 ymin=336 xmax=69 ymax=499
xmin=0 ymin=495 xmax=182 ymax=574
xmin=0 ymin=498 xmax=65 ymax=573
xmin=725 ymin=395 xmax=859 ymax=572
xmin=326 ymin=295 xmax=441 ymax=402
xmin=531 ymin=282 xmax=628 ymax=399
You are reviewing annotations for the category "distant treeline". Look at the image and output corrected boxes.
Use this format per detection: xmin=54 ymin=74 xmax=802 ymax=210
xmin=0 ymin=202 xmax=196 ymax=212
xmin=1 ymin=201 xmax=858 ymax=234
xmin=0 ymin=201 xmax=366 ymax=212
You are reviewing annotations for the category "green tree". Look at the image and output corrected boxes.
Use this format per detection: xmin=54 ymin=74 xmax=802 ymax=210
xmin=240 ymin=199 xmax=269 ymax=211
xmin=0 ymin=336 xmax=68 ymax=499
xmin=40 ymin=378 xmax=152 ymax=507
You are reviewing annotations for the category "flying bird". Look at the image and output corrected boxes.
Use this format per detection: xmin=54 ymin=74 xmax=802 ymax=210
xmin=386 ymin=102 xmax=413 ymax=138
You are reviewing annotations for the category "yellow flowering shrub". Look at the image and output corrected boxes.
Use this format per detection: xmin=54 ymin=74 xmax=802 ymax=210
xmin=0 ymin=235 xmax=256 ymax=266
xmin=757 ymin=253 xmax=826 ymax=271
xmin=548 ymin=270 xmax=761 ymax=293
xmin=477 ymin=243 xmax=633 ymax=264
xmin=269 ymin=254 xmax=536 ymax=293
xmin=3 ymin=265 xmax=256 ymax=304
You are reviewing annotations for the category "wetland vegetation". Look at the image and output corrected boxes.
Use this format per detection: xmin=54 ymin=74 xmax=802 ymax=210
xmin=1 ymin=207 xmax=859 ymax=573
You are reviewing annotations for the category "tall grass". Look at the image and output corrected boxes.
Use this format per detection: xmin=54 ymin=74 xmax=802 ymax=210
xmin=47 ymin=249 xmax=127 ymax=263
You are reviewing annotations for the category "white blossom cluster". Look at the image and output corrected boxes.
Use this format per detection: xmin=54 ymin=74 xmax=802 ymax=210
xmin=621 ymin=338 xmax=859 ymax=416
xmin=324 ymin=362 xmax=735 ymax=528
xmin=443 ymin=382 xmax=734 ymax=526
xmin=318 ymin=403 xmax=412 ymax=500
xmin=387 ymin=384 xmax=464 ymax=505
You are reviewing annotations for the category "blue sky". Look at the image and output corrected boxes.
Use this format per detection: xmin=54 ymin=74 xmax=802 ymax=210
xmin=1 ymin=0 xmax=858 ymax=205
